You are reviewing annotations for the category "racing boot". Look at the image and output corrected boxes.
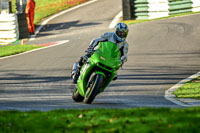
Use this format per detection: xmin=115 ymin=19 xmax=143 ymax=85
xmin=71 ymin=54 xmax=91 ymax=83
xmin=71 ymin=53 xmax=92 ymax=83
xmin=113 ymin=73 xmax=118 ymax=81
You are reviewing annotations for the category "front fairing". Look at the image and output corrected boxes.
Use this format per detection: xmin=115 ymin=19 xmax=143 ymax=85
xmin=91 ymin=41 xmax=122 ymax=71
xmin=77 ymin=62 xmax=94 ymax=96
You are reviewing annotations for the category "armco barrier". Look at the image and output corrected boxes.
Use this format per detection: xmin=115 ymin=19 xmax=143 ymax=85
xmin=132 ymin=0 xmax=200 ymax=20
xmin=134 ymin=0 xmax=169 ymax=20
xmin=0 ymin=14 xmax=19 ymax=45
xmin=169 ymin=0 xmax=200 ymax=15
xmin=169 ymin=0 xmax=193 ymax=15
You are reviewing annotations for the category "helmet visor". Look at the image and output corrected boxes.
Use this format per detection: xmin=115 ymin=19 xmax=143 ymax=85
xmin=116 ymin=30 xmax=128 ymax=39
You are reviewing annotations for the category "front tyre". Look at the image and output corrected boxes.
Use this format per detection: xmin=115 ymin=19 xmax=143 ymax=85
xmin=84 ymin=73 xmax=104 ymax=104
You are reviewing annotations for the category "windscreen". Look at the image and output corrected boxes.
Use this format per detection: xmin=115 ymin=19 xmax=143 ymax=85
xmin=97 ymin=41 xmax=121 ymax=59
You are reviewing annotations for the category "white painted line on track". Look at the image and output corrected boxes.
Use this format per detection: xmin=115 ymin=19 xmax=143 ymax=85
xmin=0 ymin=40 xmax=69 ymax=60
xmin=30 ymin=0 xmax=98 ymax=41
xmin=165 ymin=72 xmax=200 ymax=107
xmin=109 ymin=11 xmax=122 ymax=29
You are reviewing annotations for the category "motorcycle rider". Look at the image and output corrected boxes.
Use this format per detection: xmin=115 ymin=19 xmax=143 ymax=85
xmin=72 ymin=22 xmax=129 ymax=83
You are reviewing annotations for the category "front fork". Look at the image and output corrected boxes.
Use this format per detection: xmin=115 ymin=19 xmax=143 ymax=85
xmin=71 ymin=62 xmax=80 ymax=83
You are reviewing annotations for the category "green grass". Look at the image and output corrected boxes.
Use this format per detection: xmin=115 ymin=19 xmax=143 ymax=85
xmin=0 ymin=44 xmax=44 ymax=57
xmin=11 ymin=0 xmax=16 ymax=13
xmin=174 ymin=76 xmax=200 ymax=99
xmin=0 ymin=107 xmax=200 ymax=133
xmin=11 ymin=0 xmax=89 ymax=24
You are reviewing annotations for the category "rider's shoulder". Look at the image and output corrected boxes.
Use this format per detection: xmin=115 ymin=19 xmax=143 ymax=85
xmin=101 ymin=32 xmax=114 ymax=38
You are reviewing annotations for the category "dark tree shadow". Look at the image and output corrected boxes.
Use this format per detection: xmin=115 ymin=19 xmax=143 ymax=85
xmin=35 ymin=20 xmax=101 ymax=38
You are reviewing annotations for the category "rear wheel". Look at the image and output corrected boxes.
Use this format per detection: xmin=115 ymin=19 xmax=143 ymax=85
xmin=84 ymin=73 xmax=104 ymax=104
xmin=72 ymin=88 xmax=84 ymax=102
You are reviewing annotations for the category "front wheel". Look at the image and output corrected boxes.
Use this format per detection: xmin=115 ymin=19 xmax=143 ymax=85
xmin=84 ymin=73 xmax=104 ymax=104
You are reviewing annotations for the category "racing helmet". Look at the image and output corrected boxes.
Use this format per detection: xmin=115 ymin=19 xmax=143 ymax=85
xmin=115 ymin=22 xmax=129 ymax=42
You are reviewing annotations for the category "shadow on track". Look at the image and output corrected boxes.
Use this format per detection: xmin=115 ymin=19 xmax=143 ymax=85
xmin=35 ymin=20 xmax=101 ymax=38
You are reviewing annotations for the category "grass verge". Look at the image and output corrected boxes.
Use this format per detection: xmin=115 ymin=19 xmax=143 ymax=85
xmin=11 ymin=0 xmax=89 ymax=24
xmin=173 ymin=76 xmax=200 ymax=99
xmin=0 ymin=44 xmax=44 ymax=57
xmin=34 ymin=0 xmax=89 ymax=24
xmin=0 ymin=107 xmax=200 ymax=133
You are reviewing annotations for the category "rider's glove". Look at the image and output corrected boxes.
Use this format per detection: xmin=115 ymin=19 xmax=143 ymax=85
xmin=82 ymin=53 xmax=92 ymax=63
xmin=121 ymin=56 xmax=127 ymax=64
xmin=82 ymin=55 xmax=88 ymax=63
xmin=86 ymin=47 xmax=93 ymax=55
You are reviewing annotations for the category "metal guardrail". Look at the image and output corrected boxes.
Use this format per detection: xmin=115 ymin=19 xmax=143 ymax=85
xmin=133 ymin=0 xmax=169 ymax=20
xmin=169 ymin=0 xmax=193 ymax=15
xmin=134 ymin=0 xmax=149 ymax=20
xmin=0 ymin=14 xmax=19 ymax=45
xmin=131 ymin=0 xmax=200 ymax=20
xmin=0 ymin=0 xmax=29 ymax=45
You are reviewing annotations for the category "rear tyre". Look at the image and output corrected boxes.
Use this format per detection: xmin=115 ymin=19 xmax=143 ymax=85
xmin=84 ymin=73 xmax=104 ymax=104
xmin=72 ymin=88 xmax=84 ymax=102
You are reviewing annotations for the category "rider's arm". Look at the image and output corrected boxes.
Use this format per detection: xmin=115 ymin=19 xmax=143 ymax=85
xmin=121 ymin=42 xmax=128 ymax=63
xmin=86 ymin=33 xmax=109 ymax=54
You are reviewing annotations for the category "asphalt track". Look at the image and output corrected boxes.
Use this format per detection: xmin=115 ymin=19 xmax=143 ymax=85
xmin=0 ymin=0 xmax=200 ymax=111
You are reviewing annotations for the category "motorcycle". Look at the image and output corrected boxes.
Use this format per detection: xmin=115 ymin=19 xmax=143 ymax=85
xmin=71 ymin=41 xmax=122 ymax=104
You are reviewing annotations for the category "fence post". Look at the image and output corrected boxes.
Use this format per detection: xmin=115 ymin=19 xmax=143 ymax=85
xmin=122 ymin=0 xmax=134 ymax=20
xmin=9 ymin=0 xmax=12 ymax=13
xmin=16 ymin=13 xmax=30 ymax=39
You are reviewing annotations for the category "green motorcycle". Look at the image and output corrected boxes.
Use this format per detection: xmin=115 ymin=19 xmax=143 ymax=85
xmin=71 ymin=41 xmax=122 ymax=104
